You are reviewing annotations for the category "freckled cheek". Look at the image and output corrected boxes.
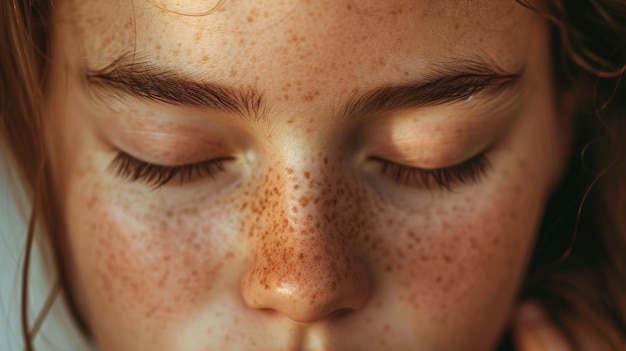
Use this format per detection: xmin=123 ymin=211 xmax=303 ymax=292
xmin=381 ymin=182 xmax=542 ymax=324
xmin=65 ymin=185 xmax=231 ymax=333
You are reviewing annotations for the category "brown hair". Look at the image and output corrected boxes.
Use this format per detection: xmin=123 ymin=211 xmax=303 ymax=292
xmin=510 ymin=0 xmax=626 ymax=350
xmin=1 ymin=0 xmax=625 ymax=350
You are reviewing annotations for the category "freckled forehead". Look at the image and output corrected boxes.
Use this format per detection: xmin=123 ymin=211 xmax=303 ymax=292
xmin=63 ymin=0 xmax=538 ymax=90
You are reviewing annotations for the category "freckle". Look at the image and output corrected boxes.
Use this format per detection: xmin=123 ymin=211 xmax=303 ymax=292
xmin=155 ymin=44 xmax=161 ymax=50
xmin=159 ymin=220 xmax=168 ymax=231
xmin=229 ymin=69 xmax=237 ymax=77
xmin=301 ymin=90 xmax=320 ymax=102
xmin=298 ymin=196 xmax=309 ymax=207
xmin=304 ymin=171 xmax=310 ymax=179
xmin=201 ymin=55 xmax=209 ymax=62
xmin=86 ymin=195 xmax=98 ymax=209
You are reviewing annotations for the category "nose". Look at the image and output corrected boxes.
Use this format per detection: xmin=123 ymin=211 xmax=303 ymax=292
xmin=240 ymin=167 xmax=371 ymax=323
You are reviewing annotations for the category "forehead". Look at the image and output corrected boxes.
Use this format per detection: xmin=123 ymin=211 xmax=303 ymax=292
xmin=61 ymin=0 xmax=540 ymax=93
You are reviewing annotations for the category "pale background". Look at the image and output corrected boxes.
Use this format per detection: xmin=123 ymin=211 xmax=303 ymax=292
xmin=0 ymin=149 xmax=92 ymax=351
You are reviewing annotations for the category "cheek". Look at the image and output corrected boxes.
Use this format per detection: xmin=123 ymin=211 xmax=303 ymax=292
xmin=373 ymin=156 xmax=546 ymax=345
xmin=64 ymin=175 xmax=235 ymax=341
xmin=379 ymin=86 xmax=565 ymax=335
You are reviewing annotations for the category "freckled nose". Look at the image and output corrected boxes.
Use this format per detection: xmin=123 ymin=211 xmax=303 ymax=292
xmin=240 ymin=168 xmax=371 ymax=323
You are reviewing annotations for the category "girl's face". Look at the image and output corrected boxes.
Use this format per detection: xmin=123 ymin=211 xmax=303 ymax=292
xmin=45 ymin=0 xmax=571 ymax=350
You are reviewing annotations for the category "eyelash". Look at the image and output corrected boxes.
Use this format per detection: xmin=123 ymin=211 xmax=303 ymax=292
xmin=110 ymin=151 xmax=490 ymax=190
xmin=109 ymin=152 xmax=231 ymax=188
xmin=372 ymin=153 xmax=491 ymax=190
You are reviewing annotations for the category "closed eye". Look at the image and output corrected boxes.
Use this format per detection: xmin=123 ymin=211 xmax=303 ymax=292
xmin=109 ymin=152 xmax=233 ymax=189
xmin=371 ymin=153 xmax=491 ymax=190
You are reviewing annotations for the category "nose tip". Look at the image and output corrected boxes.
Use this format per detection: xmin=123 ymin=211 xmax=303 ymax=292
xmin=240 ymin=161 xmax=372 ymax=323
xmin=241 ymin=253 xmax=370 ymax=323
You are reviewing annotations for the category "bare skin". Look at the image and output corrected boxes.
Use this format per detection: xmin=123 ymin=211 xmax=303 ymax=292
xmin=44 ymin=0 xmax=572 ymax=350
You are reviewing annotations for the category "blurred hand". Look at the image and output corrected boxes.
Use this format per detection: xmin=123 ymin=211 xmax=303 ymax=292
xmin=512 ymin=301 xmax=573 ymax=351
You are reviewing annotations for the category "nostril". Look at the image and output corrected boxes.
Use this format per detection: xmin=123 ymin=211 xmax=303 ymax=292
xmin=327 ymin=307 xmax=352 ymax=319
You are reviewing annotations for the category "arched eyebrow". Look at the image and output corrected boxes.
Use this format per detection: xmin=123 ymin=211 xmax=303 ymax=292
xmin=85 ymin=56 xmax=268 ymax=122
xmin=337 ymin=63 xmax=521 ymax=122
xmin=85 ymin=55 xmax=522 ymax=123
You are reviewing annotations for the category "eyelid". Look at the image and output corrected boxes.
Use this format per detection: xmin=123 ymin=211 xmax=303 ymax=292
xmin=371 ymin=152 xmax=491 ymax=190
xmin=109 ymin=151 xmax=233 ymax=188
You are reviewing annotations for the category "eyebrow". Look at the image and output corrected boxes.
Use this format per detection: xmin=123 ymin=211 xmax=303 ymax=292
xmin=86 ymin=55 xmax=267 ymax=121
xmin=337 ymin=62 xmax=522 ymax=122
xmin=85 ymin=55 xmax=522 ymax=123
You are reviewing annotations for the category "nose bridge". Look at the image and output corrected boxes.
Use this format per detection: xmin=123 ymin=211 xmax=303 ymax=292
xmin=241 ymin=160 xmax=370 ymax=323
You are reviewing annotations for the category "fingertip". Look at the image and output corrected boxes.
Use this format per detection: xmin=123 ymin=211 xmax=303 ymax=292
xmin=513 ymin=301 xmax=572 ymax=351
xmin=515 ymin=301 xmax=546 ymax=326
